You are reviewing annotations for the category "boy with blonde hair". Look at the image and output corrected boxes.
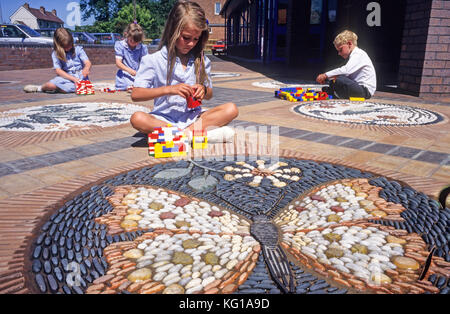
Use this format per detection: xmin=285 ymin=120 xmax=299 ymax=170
xmin=316 ymin=30 xmax=376 ymax=99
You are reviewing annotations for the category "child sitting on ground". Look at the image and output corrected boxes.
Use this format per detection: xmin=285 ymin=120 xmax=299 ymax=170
xmin=130 ymin=1 xmax=238 ymax=143
xmin=24 ymin=28 xmax=92 ymax=93
xmin=115 ymin=23 xmax=148 ymax=91
xmin=316 ymin=30 xmax=376 ymax=99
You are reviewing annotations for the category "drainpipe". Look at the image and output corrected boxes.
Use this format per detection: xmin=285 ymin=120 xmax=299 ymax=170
xmin=263 ymin=0 xmax=269 ymax=64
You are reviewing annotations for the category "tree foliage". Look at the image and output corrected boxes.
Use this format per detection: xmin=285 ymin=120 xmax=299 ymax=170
xmin=78 ymin=0 xmax=177 ymax=38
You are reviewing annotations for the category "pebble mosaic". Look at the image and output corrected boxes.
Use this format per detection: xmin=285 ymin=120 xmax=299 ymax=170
xmin=210 ymin=72 xmax=241 ymax=78
xmin=252 ymin=80 xmax=326 ymax=90
xmin=28 ymin=157 xmax=450 ymax=294
xmin=0 ymin=102 xmax=148 ymax=132
xmin=292 ymin=100 xmax=444 ymax=126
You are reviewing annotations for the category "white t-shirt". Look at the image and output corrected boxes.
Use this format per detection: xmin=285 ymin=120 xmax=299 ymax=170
xmin=325 ymin=47 xmax=377 ymax=96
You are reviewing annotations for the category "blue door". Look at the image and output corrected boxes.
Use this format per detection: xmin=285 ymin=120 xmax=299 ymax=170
xmin=270 ymin=0 xmax=288 ymax=62
xmin=307 ymin=0 xmax=337 ymax=63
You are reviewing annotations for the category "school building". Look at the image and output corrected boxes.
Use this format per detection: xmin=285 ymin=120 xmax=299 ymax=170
xmin=196 ymin=0 xmax=227 ymax=41
xmin=220 ymin=0 xmax=450 ymax=98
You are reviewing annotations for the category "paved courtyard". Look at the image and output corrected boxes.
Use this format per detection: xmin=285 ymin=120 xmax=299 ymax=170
xmin=0 ymin=56 xmax=448 ymax=295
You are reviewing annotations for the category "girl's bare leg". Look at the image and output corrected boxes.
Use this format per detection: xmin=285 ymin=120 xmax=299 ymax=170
xmin=41 ymin=82 xmax=66 ymax=93
xmin=186 ymin=102 xmax=238 ymax=133
xmin=130 ymin=111 xmax=170 ymax=134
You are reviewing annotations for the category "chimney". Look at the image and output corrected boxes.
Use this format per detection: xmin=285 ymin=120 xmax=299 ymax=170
xmin=40 ymin=6 xmax=45 ymax=14
xmin=23 ymin=3 xmax=30 ymax=10
xmin=52 ymin=9 xmax=57 ymax=16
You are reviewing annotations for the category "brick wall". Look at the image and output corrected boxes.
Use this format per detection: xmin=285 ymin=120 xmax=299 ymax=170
xmin=195 ymin=0 xmax=226 ymax=41
xmin=420 ymin=0 xmax=450 ymax=96
xmin=0 ymin=43 xmax=116 ymax=71
xmin=398 ymin=0 xmax=450 ymax=97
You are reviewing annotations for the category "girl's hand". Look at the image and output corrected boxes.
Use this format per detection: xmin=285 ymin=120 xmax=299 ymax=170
xmin=169 ymin=83 xmax=193 ymax=99
xmin=128 ymin=69 xmax=137 ymax=76
xmin=72 ymin=77 xmax=80 ymax=85
xmin=192 ymin=84 xmax=206 ymax=100
xmin=82 ymin=68 xmax=90 ymax=79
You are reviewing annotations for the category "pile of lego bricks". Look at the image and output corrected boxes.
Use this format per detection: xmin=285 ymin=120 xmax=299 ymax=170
xmin=76 ymin=80 xmax=95 ymax=95
xmin=148 ymin=124 xmax=188 ymax=158
xmin=100 ymin=86 xmax=134 ymax=93
xmin=275 ymin=87 xmax=332 ymax=102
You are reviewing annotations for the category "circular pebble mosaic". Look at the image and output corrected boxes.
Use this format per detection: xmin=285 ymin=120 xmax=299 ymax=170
xmin=0 ymin=102 xmax=148 ymax=132
xmin=252 ymin=80 xmax=326 ymax=90
xmin=211 ymin=72 xmax=241 ymax=79
xmin=28 ymin=157 xmax=450 ymax=294
xmin=292 ymin=100 xmax=444 ymax=126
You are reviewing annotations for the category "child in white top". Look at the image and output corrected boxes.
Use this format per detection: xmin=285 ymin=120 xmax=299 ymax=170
xmin=130 ymin=1 xmax=238 ymax=142
xmin=316 ymin=30 xmax=376 ymax=99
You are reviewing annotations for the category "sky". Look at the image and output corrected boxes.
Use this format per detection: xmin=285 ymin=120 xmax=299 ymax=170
xmin=0 ymin=0 xmax=96 ymax=28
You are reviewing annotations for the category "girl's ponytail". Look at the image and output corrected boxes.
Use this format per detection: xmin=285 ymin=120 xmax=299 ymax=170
xmin=53 ymin=28 xmax=74 ymax=62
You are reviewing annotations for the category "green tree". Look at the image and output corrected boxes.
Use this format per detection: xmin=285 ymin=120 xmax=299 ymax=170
xmin=114 ymin=3 xmax=156 ymax=38
xmin=79 ymin=0 xmax=177 ymax=38
xmin=147 ymin=0 xmax=178 ymax=38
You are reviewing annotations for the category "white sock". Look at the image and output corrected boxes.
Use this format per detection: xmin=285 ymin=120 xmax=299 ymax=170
xmin=37 ymin=86 xmax=42 ymax=92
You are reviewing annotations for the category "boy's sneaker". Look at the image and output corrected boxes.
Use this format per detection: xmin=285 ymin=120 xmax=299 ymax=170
xmin=207 ymin=126 xmax=235 ymax=143
xmin=23 ymin=85 xmax=41 ymax=93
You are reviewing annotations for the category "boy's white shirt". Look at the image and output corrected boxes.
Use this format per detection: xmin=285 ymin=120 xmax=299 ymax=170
xmin=325 ymin=47 xmax=377 ymax=96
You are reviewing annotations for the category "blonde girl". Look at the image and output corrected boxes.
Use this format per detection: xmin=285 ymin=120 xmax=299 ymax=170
xmin=115 ymin=23 xmax=148 ymax=91
xmin=24 ymin=28 xmax=92 ymax=93
xmin=130 ymin=1 xmax=238 ymax=142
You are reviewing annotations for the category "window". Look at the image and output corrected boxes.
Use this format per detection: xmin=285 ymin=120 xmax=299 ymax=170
xmin=328 ymin=0 xmax=337 ymax=22
xmin=278 ymin=8 xmax=287 ymax=25
xmin=215 ymin=2 xmax=221 ymax=15
xmin=3 ymin=25 xmax=23 ymax=37
xmin=310 ymin=0 xmax=323 ymax=25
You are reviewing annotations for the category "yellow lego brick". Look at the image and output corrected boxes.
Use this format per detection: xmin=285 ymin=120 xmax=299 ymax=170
xmin=349 ymin=97 xmax=365 ymax=101
xmin=193 ymin=136 xmax=208 ymax=149
xmin=166 ymin=141 xmax=174 ymax=148
xmin=155 ymin=151 xmax=187 ymax=158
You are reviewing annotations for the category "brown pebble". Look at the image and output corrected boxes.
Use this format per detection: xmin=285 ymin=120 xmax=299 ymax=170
xmin=311 ymin=195 xmax=326 ymax=202
xmin=247 ymin=261 xmax=256 ymax=271
xmin=175 ymin=197 xmax=191 ymax=207
xmin=204 ymin=288 xmax=219 ymax=294
xmin=295 ymin=206 xmax=307 ymax=213
xmin=110 ymin=278 xmax=129 ymax=290
xmin=327 ymin=270 xmax=341 ymax=279
xmin=93 ymin=274 xmax=115 ymax=285
xmin=348 ymin=278 xmax=365 ymax=287
xmin=141 ymin=282 xmax=158 ymax=290
xmin=240 ymin=261 xmax=250 ymax=272
xmin=118 ymin=280 xmax=131 ymax=291
xmin=238 ymin=272 xmax=249 ymax=285
xmin=127 ymin=282 xmax=144 ymax=293
xmin=109 ymin=275 xmax=125 ymax=284
xmin=204 ymin=280 xmax=221 ymax=291
xmin=333 ymin=277 xmax=352 ymax=288
xmin=222 ymin=284 xmax=237 ymax=294
xmin=160 ymin=212 xmax=176 ymax=220
xmin=330 ymin=206 xmax=345 ymax=213
xmin=208 ymin=210 xmax=224 ymax=217
xmin=86 ymin=283 xmax=105 ymax=292
xmin=141 ymin=284 xmax=165 ymax=294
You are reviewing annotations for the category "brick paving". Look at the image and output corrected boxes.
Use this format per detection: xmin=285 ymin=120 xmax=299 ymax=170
xmin=0 ymin=55 xmax=449 ymax=294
